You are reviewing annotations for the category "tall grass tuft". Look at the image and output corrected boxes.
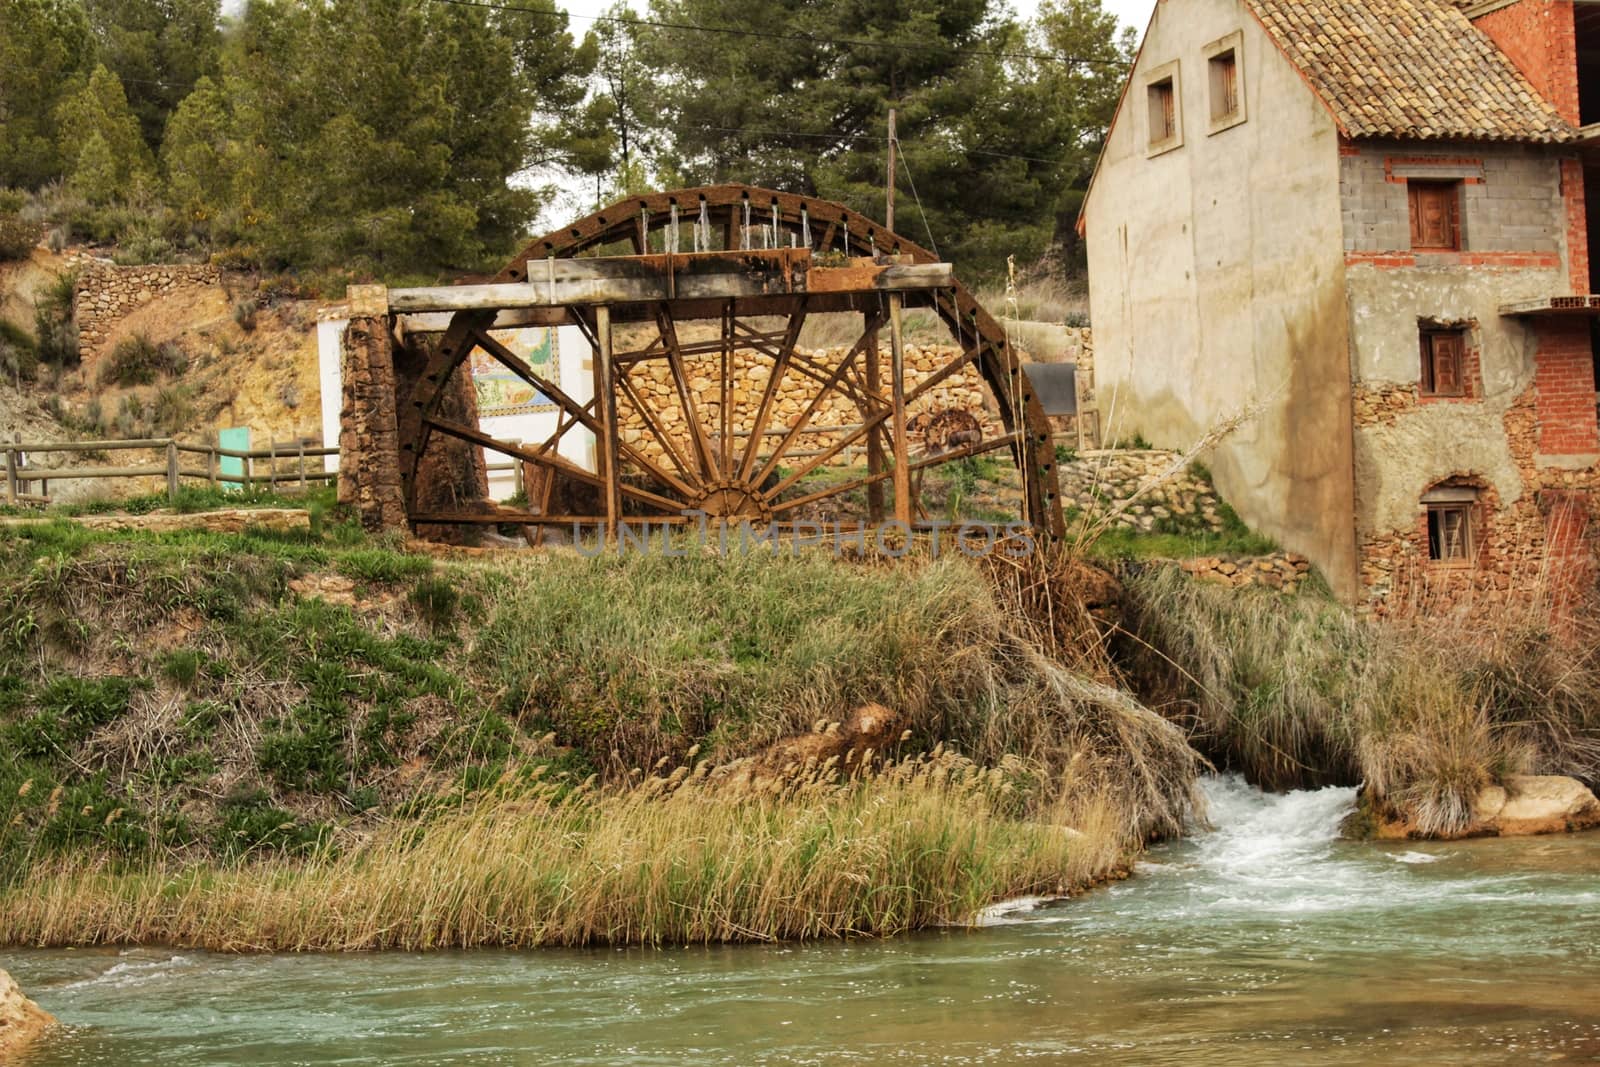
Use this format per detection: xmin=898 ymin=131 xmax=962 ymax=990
xmin=1123 ymin=565 xmax=1600 ymax=833
xmin=1 ymin=753 xmax=1125 ymax=951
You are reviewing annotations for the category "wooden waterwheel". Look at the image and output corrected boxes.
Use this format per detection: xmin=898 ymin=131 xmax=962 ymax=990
xmin=394 ymin=185 xmax=1064 ymax=541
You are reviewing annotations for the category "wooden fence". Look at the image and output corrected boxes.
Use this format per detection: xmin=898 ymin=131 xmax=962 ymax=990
xmin=3 ymin=436 xmax=338 ymax=506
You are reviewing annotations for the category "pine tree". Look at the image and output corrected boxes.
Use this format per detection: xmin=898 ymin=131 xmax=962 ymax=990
xmin=83 ymin=0 xmax=221 ymax=153
xmin=55 ymin=65 xmax=158 ymax=200
xmin=0 ymin=0 xmax=95 ymax=187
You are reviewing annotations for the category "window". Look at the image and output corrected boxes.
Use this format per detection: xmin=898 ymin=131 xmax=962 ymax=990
xmin=1204 ymin=32 xmax=1245 ymax=132
xmin=1408 ymin=180 xmax=1462 ymax=251
xmin=1149 ymin=79 xmax=1176 ymax=144
xmin=1419 ymin=327 xmax=1467 ymax=397
xmin=1145 ymin=61 xmax=1182 ymax=155
xmin=1423 ymin=485 xmax=1478 ymax=564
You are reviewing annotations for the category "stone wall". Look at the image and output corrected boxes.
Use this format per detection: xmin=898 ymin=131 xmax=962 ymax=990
xmin=1057 ymin=448 xmax=1226 ymax=533
xmin=1180 ymin=552 xmax=1312 ymax=594
xmin=616 ymin=342 xmax=997 ymax=464
xmin=73 ymin=261 xmax=221 ymax=362
xmin=337 ymin=316 xmax=407 ymax=533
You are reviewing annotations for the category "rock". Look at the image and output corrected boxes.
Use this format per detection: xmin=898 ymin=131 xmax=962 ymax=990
xmin=1473 ymin=775 xmax=1600 ymax=836
xmin=1365 ymin=775 xmax=1600 ymax=839
xmin=0 ymin=969 xmax=55 ymax=1058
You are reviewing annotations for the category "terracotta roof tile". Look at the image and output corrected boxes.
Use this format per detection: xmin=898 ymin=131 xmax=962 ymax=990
xmin=1243 ymin=0 xmax=1573 ymax=142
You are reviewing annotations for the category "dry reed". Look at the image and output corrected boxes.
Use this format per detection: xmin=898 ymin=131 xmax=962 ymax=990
xmin=1 ymin=753 xmax=1125 ymax=951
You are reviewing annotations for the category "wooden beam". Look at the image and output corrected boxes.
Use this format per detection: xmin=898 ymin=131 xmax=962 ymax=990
xmin=889 ymin=292 xmax=912 ymax=525
xmin=380 ymin=254 xmax=953 ymax=313
xmin=596 ymin=305 xmax=621 ymax=540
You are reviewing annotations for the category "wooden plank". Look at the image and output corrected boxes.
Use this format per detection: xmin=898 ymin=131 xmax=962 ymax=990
xmin=384 ymin=255 xmax=953 ymax=313
xmin=596 ymin=305 xmax=621 ymax=541
xmin=889 ymin=293 xmax=912 ymax=525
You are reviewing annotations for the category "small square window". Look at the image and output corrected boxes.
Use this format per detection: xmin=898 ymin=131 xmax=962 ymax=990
xmin=1209 ymin=50 xmax=1239 ymax=122
xmin=1408 ymin=180 xmax=1462 ymax=251
xmin=1420 ymin=327 xmax=1467 ymax=397
xmin=1427 ymin=503 xmax=1474 ymax=562
xmin=1149 ymin=79 xmax=1177 ymax=144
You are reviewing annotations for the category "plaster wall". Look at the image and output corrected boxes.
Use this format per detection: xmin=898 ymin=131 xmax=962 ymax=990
xmin=1084 ymin=0 xmax=1358 ymax=597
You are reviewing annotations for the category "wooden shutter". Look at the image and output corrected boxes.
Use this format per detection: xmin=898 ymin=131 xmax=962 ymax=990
xmin=1409 ymin=182 xmax=1459 ymax=250
xmin=1428 ymin=332 xmax=1464 ymax=396
xmin=1220 ymin=56 xmax=1238 ymax=117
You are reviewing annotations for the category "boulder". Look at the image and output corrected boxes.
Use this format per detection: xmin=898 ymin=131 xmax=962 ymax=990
xmin=0 ymin=969 xmax=55 ymax=1058
xmin=1362 ymin=775 xmax=1600 ymax=839
xmin=1472 ymin=775 xmax=1600 ymax=836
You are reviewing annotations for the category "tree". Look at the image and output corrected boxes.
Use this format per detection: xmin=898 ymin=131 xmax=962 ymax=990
xmin=211 ymin=0 xmax=597 ymax=274
xmin=84 ymin=0 xmax=221 ymax=153
xmin=0 ymin=0 xmax=94 ymax=187
xmin=632 ymin=0 xmax=1131 ymax=281
xmin=54 ymin=65 xmax=157 ymax=202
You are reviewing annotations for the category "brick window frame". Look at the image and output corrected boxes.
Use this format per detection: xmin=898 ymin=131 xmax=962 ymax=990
xmin=1204 ymin=32 xmax=1246 ymax=134
xmin=1408 ymin=180 xmax=1463 ymax=251
xmin=1145 ymin=60 xmax=1183 ymax=157
xmin=1419 ymin=326 xmax=1467 ymax=397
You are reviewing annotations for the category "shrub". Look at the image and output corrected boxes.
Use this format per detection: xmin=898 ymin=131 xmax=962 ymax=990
xmin=0 ymin=320 xmax=39 ymax=384
xmin=409 ymin=575 xmax=460 ymax=631
xmin=0 ymin=213 xmax=41 ymax=261
xmin=98 ymin=335 xmax=188 ymax=387
xmin=232 ymin=298 xmax=258 ymax=332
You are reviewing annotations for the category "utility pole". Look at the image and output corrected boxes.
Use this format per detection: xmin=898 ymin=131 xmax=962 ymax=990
xmin=885 ymin=107 xmax=897 ymax=234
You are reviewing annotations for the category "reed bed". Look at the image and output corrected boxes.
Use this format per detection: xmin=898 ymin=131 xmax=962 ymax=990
xmin=1123 ymin=565 xmax=1600 ymax=834
xmin=1 ymin=753 xmax=1125 ymax=951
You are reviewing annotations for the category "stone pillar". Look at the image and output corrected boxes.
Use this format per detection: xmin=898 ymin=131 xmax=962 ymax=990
xmin=337 ymin=312 xmax=408 ymax=533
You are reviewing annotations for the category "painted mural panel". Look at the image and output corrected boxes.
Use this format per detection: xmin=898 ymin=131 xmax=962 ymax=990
xmin=470 ymin=327 xmax=559 ymax=416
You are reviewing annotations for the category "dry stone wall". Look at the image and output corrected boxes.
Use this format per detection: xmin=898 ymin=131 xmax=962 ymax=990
xmin=73 ymin=261 xmax=221 ymax=363
xmin=1180 ymin=553 xmax=1313 ymax=594
xmin=1057 ymin=449 xmax=1225 ymax=533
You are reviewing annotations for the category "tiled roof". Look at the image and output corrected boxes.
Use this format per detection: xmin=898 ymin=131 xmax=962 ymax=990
xmin=1243 ymin=0 xmax=1573 ymax=142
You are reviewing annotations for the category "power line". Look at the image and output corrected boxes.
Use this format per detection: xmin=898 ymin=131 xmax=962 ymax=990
xmin=426 ymin=0 xmax=1129 ymax=68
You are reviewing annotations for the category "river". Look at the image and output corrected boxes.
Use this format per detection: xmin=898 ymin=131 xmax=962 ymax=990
xmin=7 ymin=777 xmax=1598 ymax=1065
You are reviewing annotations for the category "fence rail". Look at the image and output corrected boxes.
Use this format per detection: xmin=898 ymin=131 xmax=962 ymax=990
xmin=3 ymin=435 xmax=538 ymax=508
xmin=3 ymin=435 xmax=341 ymax=506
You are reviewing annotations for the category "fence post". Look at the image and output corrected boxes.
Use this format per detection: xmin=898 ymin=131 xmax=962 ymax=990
xmin=268 ymin=438 xmax=277 ymax=492
xmin=207 ymin=445 xmax=217 ymax=487
xmin=298 ymin=437 xmax=307 ymax=491
xmin=166 ymin=441 xmax=180 ymax=504
xmin=5 ymin=446 xmax=16 ymax=505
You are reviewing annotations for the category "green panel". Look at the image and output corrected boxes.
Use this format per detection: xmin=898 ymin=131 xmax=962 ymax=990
xmin=218 ymin=427 xmax=250 ymax=492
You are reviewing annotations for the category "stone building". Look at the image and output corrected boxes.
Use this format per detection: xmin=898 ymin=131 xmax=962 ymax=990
xmin=1080 ymin=0 xmax=1600 ymax=616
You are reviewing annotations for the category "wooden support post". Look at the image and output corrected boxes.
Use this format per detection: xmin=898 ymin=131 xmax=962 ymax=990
xmin=885 ymin=107 xmax=897 ymax=233
xmin=595 ymin=305 xmax=620 ymax=542
xmin=865 ymin=315 xmax=885 ymax=523
xmin=165 ymin=440 xmax=180 ymax=504
xmin=888 ymin=293 xmax=912 ymax=526
xmin=5 ymin=446 xmax=17 ymax=505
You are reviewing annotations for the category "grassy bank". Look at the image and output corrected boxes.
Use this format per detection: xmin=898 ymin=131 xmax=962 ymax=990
xmin=6 ymin=754 xmax=1124 ymax=950
xmin=1122 ymin=565 xmax=1600 ymax=834
xmin=0 ymin=516 xmax=1198 ymax=947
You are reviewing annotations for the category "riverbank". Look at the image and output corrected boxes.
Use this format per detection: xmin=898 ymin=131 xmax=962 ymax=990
xmin=0 ymin=515 xmax=1196 ymax=948
xmin=9 ymin=777 xmax=1598 ymax=1066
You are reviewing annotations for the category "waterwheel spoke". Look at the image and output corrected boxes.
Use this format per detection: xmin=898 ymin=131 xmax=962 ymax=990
xmin=424 ymin=415 xmax=686 ymax=514
xmin=656 ymin=306 xmax=721 ymax=480
xmin=753 ymin=318 xmax=878 ymax=487
xmin=736 ymin=306 xmax=805 ymax=484
xmin=769 ymin=432 xmax=1021 ymax=516
xmin=614 ymin=366 xmax=701 ymax=494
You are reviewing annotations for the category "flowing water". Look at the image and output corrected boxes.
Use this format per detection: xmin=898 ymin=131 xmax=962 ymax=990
xmin=7 ymin=777 xmax=1599 ymax=1065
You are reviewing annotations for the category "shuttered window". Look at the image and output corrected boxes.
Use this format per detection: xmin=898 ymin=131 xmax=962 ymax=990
xmin=1209 ymin=50 xmax=1239 ymax=122
xmin=1408 ymin=180 xmax=1461 ymax=251
xmin=1420 ymin=328 xmax=1467 ymax=397
xmin=1148 ymin=78 xmax=1177 ymax=146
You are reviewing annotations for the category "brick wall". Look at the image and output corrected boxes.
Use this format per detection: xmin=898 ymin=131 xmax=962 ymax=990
xmin=1533 ymin=317 xmax=1600 ymax=455
xmin=1474 ymin=0 xmax=1579 ymax=125
xmin=1339 ymin=142 xmax=1563 ymax=255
